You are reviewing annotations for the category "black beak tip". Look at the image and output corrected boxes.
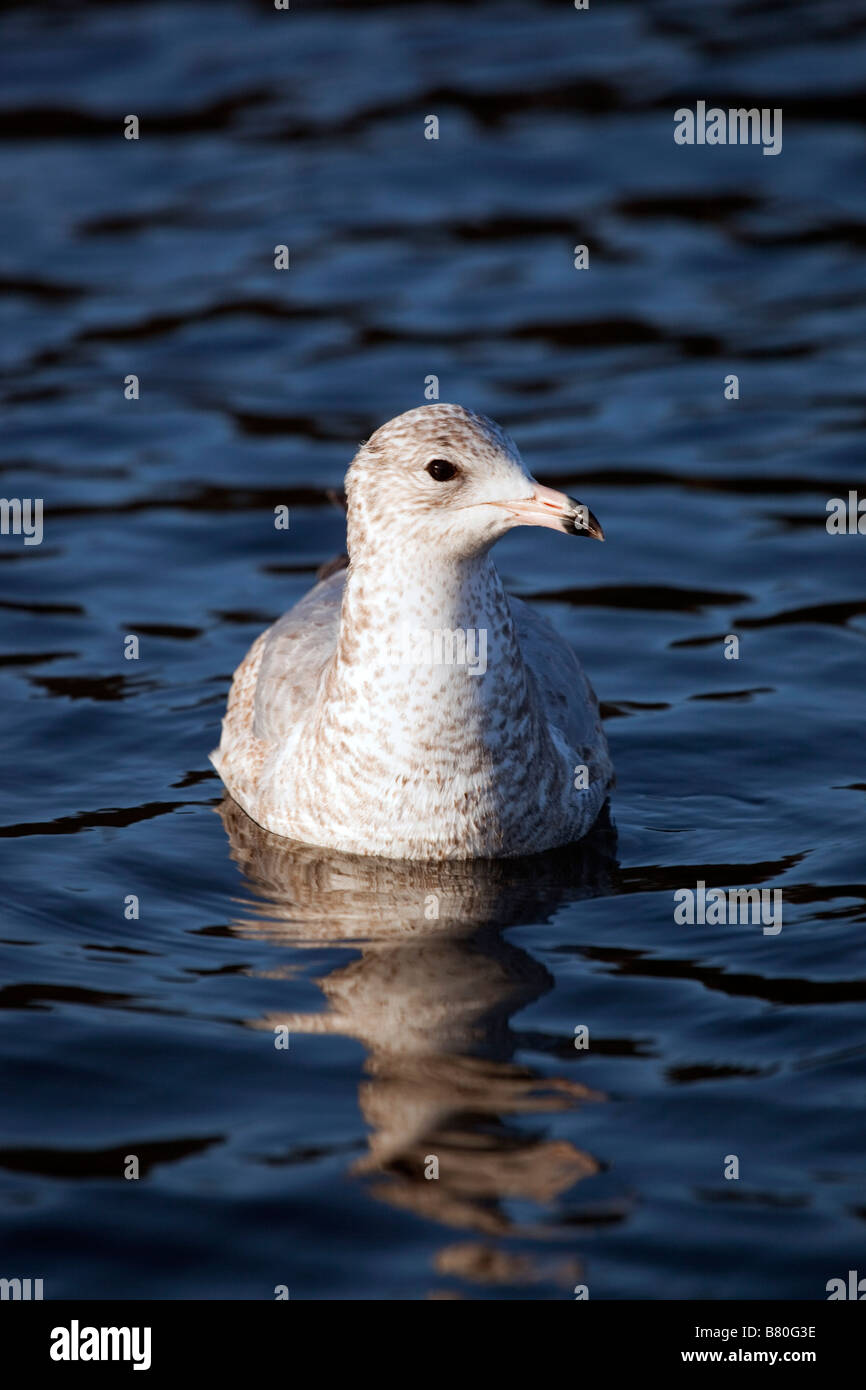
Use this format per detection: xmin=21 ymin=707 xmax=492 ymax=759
xmin=566 ymin=505 xmax=604 ymax=541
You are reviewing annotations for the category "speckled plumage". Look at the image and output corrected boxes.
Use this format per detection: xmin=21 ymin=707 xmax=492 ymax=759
xmin=211 ymin=404 xmax=612 ymax=859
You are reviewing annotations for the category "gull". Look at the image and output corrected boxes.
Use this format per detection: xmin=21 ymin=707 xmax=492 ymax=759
xmin=211 ymin=403 xmax=612 ymax=860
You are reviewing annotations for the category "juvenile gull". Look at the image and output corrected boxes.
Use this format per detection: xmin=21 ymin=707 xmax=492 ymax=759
xmin=212 ymin=403 xmax=612 ymax=860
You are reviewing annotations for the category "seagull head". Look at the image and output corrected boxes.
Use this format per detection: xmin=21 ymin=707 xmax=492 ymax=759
xmin=346 ymin=403 xmax=603 ymax=562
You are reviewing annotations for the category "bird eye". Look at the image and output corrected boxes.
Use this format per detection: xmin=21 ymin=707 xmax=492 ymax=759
xmin=426 ymin=459 xmax=459 ymax=482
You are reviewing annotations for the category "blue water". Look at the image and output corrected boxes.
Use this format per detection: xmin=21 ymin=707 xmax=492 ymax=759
xmin=1 ymin=0 xmax=864 ymax=1300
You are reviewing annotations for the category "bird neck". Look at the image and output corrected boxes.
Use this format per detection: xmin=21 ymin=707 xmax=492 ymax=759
xmin=338 ymin=547 xmax=516 ymax=682
xmin=318 ymin=547 xmax=553 ymax=770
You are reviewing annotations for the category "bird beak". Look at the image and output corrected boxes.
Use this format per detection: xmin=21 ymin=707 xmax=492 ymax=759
xmin=492 ymin=481 xmax=604 ymax=539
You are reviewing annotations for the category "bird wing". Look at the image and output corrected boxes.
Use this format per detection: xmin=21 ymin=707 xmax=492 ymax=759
xmin=508 ymin=594 xmax=608 ymax=759
xmin=251 ymin=567 xmax=347 ymax=743
xmin=211 ymin=567 xmax=347 ymax=809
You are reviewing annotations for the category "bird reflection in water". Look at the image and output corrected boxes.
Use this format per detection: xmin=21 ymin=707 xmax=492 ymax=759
xmin=219 ymin=796 xmax=619 ymax=1292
